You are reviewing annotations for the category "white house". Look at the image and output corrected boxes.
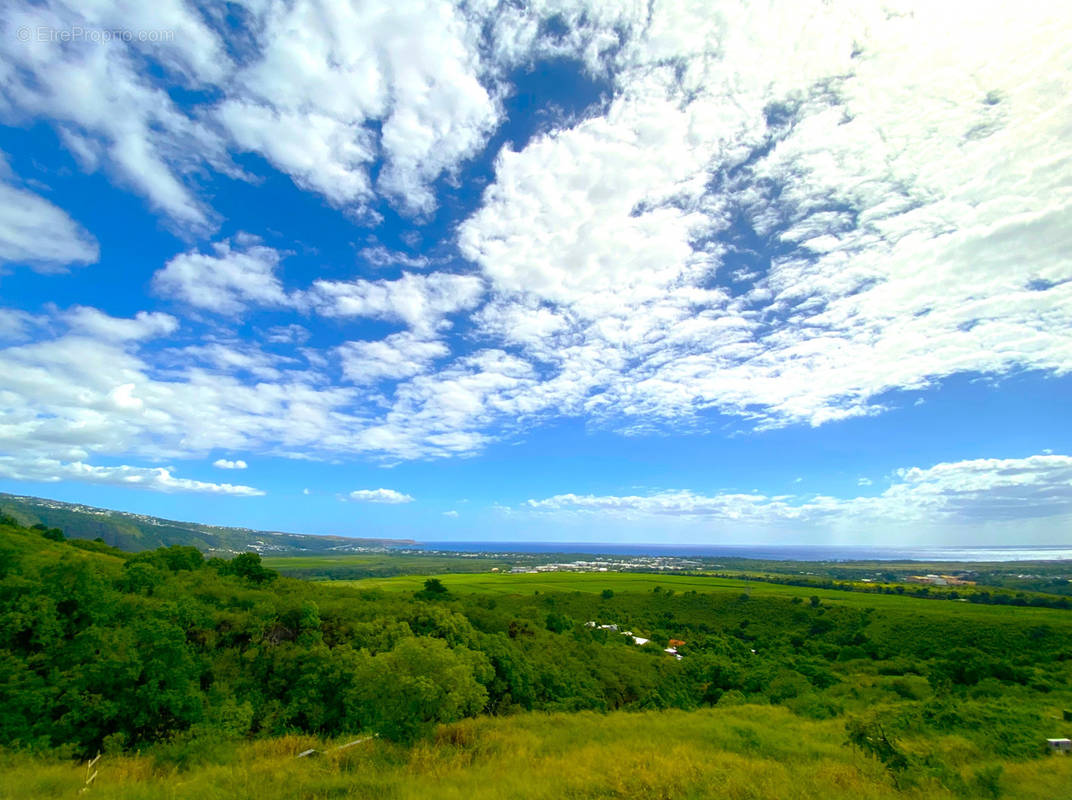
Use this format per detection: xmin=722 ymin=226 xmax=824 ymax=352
xmin=1046 ymin=738 xmax=1072 ymax=754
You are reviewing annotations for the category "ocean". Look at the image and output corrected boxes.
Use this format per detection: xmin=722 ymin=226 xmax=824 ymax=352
xmin=400 ymin=541 xmax=1072 ymax=562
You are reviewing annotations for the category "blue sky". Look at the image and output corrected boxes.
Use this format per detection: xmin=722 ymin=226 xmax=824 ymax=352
xmin=1 ymin=1 xmax=1071 ymax=546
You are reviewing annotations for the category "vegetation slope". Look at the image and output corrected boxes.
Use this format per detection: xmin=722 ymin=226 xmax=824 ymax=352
xmin=2 ymin=516 xmax=1071 ymax=799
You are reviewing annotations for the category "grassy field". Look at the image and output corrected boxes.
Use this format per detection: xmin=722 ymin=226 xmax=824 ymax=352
xmin=262 ymin=553 xmax=516 ymax=579
xmin=6 ymin=704 xmax=1071 ymax=800
xmin=325 ymin=570 xmax=1072 ymax=622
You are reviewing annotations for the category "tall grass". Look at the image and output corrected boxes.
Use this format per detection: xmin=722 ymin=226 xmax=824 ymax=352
xmin=3 ymin=705 xmax=1069 ymax=800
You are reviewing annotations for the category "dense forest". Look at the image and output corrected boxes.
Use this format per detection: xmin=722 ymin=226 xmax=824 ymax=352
xmin=2 ymin=516 xmax=1072 ymax=798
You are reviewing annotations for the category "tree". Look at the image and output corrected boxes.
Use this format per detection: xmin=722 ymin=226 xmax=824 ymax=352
xmin=219 ymin=552 xmax=276 ymax=584
xmin=545 ymin=612 xmax=574 ymax=634
xmin=424 ymin=578 xmax=448 ymax=595
xmin=353 ymin=638 xmax=489 ymax=742
xmin=414 ymin=578 xmax=450 ymax=601
xmin=42 ymin=527 xmax=65 ymax=542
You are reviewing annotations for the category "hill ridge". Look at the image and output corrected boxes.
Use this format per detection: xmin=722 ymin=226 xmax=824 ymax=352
xmin=0 ymin=492 xmax=413 ymax=555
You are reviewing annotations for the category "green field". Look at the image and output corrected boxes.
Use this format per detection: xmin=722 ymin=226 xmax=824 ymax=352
xmin=328 ymin=570 xmax=1072 ymax=622
xmin=262 ymin=553 xmax=516 ymax=581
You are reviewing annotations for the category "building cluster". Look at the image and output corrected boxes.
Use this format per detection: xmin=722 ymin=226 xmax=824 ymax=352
xmin=584 ymin=621 xmax=684 ymax=659
xmin=508 ymin=557 xmax=701 ymax=574
xmin=906 ymin=574 xmax=976 ymax=586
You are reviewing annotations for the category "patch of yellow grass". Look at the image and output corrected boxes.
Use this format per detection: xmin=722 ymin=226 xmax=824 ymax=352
xmin=3 ymin=706 xmax=1069 ymax=800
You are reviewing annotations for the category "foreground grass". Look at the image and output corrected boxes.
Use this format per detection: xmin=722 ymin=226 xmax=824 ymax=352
xmin=4 ymin=705 xmax=1069 ymax=800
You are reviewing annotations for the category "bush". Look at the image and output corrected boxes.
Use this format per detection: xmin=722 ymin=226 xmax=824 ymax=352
xmin=786 ymin=693 xmax=843 ymax=720
xmin=768 ymin=672 xmax=810 ymax=703
xmin=972 ymin=764 xmax=1004 ymax=799
xmin=217 ymin=552 xmax=277 ymax=584
xmin=352 ymin=638 xmax=490 ymax=743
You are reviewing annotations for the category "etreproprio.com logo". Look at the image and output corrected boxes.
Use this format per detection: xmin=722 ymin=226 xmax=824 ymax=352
xmin=16 ymin=26 xmax=176 ymax=44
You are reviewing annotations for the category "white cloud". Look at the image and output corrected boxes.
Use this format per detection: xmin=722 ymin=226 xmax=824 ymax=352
xmin=359 ymin=245 xmax=430 ymax=270
xmin=0 ymin=0 xmax=508 ymax=228
xmin=171 ymin=342 xmax=296 ymax=381
xmin=62 ymin=306 xmax=178 ymax=341
xmin=153 ymin=237 xmax=289 ymax=314
xmin=1 ymin=2 xmax=1070 ymax=475
xmin=442 ymin=509 xmax=459 ymax=517
xmin=215 ymin=0 xmax=500 ymax=217
xmin=455 ymin=0 xmax=1072 ymax=436
xmin=264 ymin=324 xmax=311 ymax=344
xmin=356 ymin=349 xmax=541 ymax=459
xmin=338 ymin=332 xmax=449 ymax=384
xmin=0 ymin=309 xmax=43 ymax=342
xmin=857 ymin=477 xmax=872 ymax=487
xmin=526 ymin=454 xmax=1072 ymax=529
xmin=0 ymin=306 xmax=365 ymax=467
xmin=0 ymin=456 xmax=264 ymax=495
xmin=213 ymin=458 xmax=248 ymax=470
xmin=348 ymin=488 xmax=414 ymax=504
xmin=301 ymin=271 xmax=484 ymax=335
xmin=0 ymin=1 xmax=231 ymax=229
xmin=0 ymin=180 xmax=99 ymax=272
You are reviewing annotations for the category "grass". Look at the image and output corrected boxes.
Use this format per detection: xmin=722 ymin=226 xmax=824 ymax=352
xmin=262 ymin=553 xmax=516 ymax=579
xmin=324 ymin=570 xmax=1072 ymax=623
xmin=4 ymin=705 xmax=1069 ymax=800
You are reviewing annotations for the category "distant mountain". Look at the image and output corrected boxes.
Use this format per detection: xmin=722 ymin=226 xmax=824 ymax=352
xmin=0 ymin=493 xmax=413 ymax=555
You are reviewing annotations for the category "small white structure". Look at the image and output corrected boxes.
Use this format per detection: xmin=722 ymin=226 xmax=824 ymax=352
xmin=1047 ymin=738 xmax=1072 ymax=754
xmin=631 ymin=636 xmax=650 ymax=646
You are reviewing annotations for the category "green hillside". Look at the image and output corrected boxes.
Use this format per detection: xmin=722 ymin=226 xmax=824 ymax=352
xmin=3 ymin=514 xmax=1072 ymax=798
xmin=0 ymin=493 xmax=411 ymax=555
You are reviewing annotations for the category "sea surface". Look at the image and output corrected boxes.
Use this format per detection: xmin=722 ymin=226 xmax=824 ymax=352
xmin=399 ymin=542 xmax=1072 ymax=562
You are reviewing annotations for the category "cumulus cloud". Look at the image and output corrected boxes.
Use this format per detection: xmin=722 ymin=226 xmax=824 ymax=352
xmin=213 ymin=458 xmax=248 ymax=470
xmin=0 ymin=309 xmax=44 ymax=342
xmin=359 ymin=245 xmax=431 ymax=270
xmin=338 ymin=332 xmax=449 ymax=384
xmin=0 ymin=1 xmax=230 ymax=229
xmin=1 ymin=1 xmax=1070 ymax=479
xmin=172 ymin=342 xmax=296 ymax=381
xmin=215 ymin=0 xmax=500 ymax=217
xmin=300 ymin=271 xmax=484 ymax=335
xmin=347 ymin=488 xmax=414 ymax=504
xmin=153 ymin=237 xmax=290 ymax=314
xmin=0 ymin=456 xmax=264 ymax=495
xmin=0 ymin=306 xmax=364 ymax=467
xmin=0 ymin=181 xmax=99 ymax=272
xmin=0 ymin=0 xmax=507 ymax=228
xmin=526 ymin=454 xmax=1072 ymax=527
xmin=264 ymin=324 xmax=311 ymax=345
xmin=62 ymin=307 xmax=178 ymax=341
xmin=455 ymin=0 xmax=1072 ymax=435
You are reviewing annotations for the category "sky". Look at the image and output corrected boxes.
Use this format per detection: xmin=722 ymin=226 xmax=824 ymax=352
xmin=1 ymin=0 xmax=1070 ymax=546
